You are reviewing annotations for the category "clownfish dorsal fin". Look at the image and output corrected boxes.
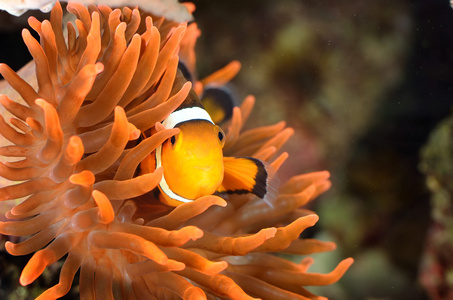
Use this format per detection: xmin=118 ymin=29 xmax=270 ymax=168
xmin=201 ymin=86 xmax=235 ymax=125
xmin=178 ymin=60 xmax=194 ymax=83
xmin=175 ymin=61 xmax=235 ymax=124
xmin=172 ymin=69 xmax=203 ymax=110
xmin=218 ymin=156 xmax=269 ymax=198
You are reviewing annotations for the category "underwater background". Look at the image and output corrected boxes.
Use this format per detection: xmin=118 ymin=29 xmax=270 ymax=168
xmin=1 ymin=0 xmax=453 ymax=299
xmin=192 ymin=0 xmax=453 ymax=299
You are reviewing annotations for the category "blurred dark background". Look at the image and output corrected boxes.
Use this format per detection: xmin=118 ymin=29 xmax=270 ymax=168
xmin=1 ymin=0 xmax=453 ymax=299
xmin=191 ymin=0 xmax=453 ymax=299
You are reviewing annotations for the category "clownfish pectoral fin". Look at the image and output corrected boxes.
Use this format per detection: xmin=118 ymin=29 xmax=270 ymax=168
xmin=218 ymin=156 xmax=269 ymax=198
xmin=139 ymin=152 xmax=156 ymax=175
xmin=201 ymin=86 xmax=236 ymax=125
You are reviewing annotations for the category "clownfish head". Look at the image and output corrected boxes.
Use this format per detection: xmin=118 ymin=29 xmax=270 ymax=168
xmin=159 ymin=119 xmax=226 ymax=206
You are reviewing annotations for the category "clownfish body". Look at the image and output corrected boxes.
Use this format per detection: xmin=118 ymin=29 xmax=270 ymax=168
xmin=158 ymin=115 xmax=226 ymax=206
xmin=140 ymin=71 xmax=269 ymax=207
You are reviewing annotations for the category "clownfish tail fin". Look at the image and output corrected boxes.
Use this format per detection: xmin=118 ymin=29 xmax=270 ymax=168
xmin=251 ymin=158 xmax=267 ymax=198
xmin=261 ymin=165 xmax=280 ymax=208
xmin=219 ymin=156 xmax=279 ymax=206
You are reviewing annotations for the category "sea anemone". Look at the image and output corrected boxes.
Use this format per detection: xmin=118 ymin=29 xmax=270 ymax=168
xmin=0 ymin=2 xmax=353 ymax=299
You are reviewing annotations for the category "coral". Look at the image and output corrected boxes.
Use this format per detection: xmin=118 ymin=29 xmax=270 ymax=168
xmin=419 ymin=116 xmax=453 ymax=299
xmin=0 ymin=2 xmax=352 ymax=299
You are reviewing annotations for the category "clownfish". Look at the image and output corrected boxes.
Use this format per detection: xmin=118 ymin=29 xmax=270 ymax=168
xmin=140 ymin=70 xmax=269 ymax=207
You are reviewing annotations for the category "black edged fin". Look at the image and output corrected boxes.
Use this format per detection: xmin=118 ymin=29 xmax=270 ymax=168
xmin=201 ymin=86 xmax=236 ymax=125
xmin=218 ymin=156 xmax=268 ymax=198
xmin=172 ymin=69 xmax=204 ymax=110
xmin=178 ymin=60 xmax=194 ymax=83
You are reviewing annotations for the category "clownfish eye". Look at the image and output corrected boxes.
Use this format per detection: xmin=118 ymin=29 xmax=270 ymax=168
xmin=214 ymin=125 xmax=225 ymax=147
xmin=168 ymin=133 xmax=180 ymax=148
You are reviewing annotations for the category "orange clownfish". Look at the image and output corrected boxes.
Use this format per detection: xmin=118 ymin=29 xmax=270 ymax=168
xmin=140 ymin=71 xmax=269 ymax=207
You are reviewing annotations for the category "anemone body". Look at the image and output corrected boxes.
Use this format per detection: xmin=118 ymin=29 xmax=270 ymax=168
xmin=0 ymin=2 xmax=352 ymax=299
